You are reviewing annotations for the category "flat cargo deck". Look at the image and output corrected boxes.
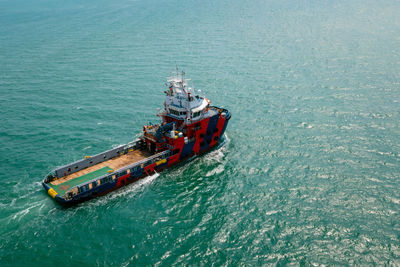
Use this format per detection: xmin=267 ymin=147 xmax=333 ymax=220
xmin=49 ymin=149 xmax=152 ymax=195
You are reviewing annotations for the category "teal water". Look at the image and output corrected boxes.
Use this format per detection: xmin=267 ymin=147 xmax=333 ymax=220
xmin=1 ymin=0 xmax=399 ymax=265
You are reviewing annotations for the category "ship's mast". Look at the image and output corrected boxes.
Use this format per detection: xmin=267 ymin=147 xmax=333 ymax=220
xmin=164 ymin=68 xmax=208 ymax=124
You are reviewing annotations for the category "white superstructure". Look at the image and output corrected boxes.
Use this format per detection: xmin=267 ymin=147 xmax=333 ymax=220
xmin=163 ymin=71 xmax=211 ymax=124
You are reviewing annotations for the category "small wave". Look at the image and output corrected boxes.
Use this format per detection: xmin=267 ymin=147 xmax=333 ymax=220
xmin=9 ymin=201 xmax=43 ymax=222
xmin=265 ymin=210 xmax=280 ymax=216
xmin=7 ymin=181 xmax=44 ymax=210
xmin=387 ymin=197 xmax=400 ymax=204
xmin=298 ymin=122 xmax=313 ymax=128
xmin=204 ymin=149 xmax=225 ymax=164
xmin=366 ymin=177 xmax=383 ymax=183
xmin=206 ymin=165 xmax=225 ymax=177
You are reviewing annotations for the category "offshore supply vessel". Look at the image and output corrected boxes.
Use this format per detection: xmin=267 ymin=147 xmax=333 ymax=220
xmin=42 ymin=71 xmax=231 ymax=205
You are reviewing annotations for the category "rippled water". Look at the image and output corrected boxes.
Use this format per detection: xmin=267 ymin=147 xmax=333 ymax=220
xmin=1 ymin=0 xmax=399 ymax=265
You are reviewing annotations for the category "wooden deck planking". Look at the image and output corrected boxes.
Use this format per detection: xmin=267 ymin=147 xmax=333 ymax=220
xmin=51 ymin=149 xmax=152 ymax=186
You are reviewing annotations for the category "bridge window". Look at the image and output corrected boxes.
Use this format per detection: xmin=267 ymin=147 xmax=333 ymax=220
xmin=193 ymin=111 xmax=201 ymax=117
xmin=169 ymin=109 xmax=180 ymax=116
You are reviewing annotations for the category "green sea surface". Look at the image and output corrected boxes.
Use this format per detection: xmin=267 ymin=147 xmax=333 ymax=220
xmin=0 ymin=0 xmax=399 ymax=265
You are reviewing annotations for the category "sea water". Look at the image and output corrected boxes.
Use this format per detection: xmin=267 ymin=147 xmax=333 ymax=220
xmin=0 ymin=0 xmax=399 ymax=265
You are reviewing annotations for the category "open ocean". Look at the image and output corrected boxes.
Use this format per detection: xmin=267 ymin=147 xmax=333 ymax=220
xmin=1 ymin=0 xmax=399 ymax=265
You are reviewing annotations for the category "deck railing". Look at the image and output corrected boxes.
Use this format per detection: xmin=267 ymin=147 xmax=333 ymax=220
xmin=64 ymin=149 xmax=172 ymax=199
xmin=53 ymin=139 xmax=144 ymax=178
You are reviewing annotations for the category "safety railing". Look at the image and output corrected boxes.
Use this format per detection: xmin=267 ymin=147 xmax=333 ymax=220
xmin=64 ymin=149 xmax=172 ymax=199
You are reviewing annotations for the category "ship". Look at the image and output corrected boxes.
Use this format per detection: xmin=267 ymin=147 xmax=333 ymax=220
xmin=42 ymin=71 xmax=231 ymax=205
